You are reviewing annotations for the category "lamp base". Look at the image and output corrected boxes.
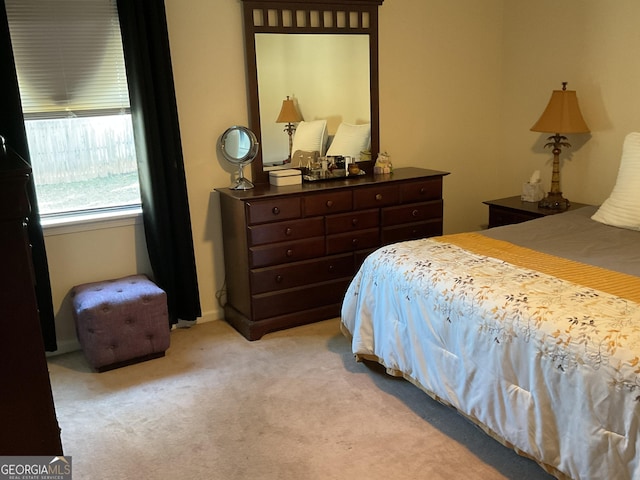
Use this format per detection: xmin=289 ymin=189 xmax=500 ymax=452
xmin=538 ymin=192 xmax=570 ymax=210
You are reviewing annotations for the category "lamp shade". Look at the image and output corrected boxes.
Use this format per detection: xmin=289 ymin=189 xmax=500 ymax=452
xmin=276 ymin=96 xmax=303 ymax=123
xmin=530 ymin=88 xmax=590 ymax=134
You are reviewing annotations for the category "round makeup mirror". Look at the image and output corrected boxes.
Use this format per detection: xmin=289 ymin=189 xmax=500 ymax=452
xmin=219 ymin=126 xmax=259 ymax=190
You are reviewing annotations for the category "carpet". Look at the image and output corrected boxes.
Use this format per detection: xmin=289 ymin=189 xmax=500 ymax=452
xmin=47 ymin=318 xmax=554 ymax=479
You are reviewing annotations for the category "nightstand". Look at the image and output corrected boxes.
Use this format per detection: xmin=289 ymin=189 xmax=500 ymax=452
xmin=483 ymin=196 xmax=591 ymax=228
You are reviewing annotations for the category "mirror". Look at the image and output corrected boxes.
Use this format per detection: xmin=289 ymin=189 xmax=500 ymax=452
xmin=256 ymin=33 xmax=370 ymax=169
xmin=242 ymin=0 xmax=384 ymax=185
xmin=219 ymin=126 xmax=259 ymax=190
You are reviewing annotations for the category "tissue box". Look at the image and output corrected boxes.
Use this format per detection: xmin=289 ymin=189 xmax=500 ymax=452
xmin=521 ymin=181 xmax=545 ymax=202
xmin=269 ymin=169 xmax=302 ymax=186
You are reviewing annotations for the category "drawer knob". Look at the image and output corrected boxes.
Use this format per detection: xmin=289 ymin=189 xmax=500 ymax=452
xmin=352 ymin=238 xmax=359 ymax=246
xmin=412 ymin=209 xmax=419 ymax=217
xmin=326 ymin=200 xmax=334 ymax=208
xmin=272 ymin=207 xmax=280 ymax=215
xmin=275 ymin=275 xmax=283 ymax=283
xmin=285 ymin=227 xmax=292 ymax=236
xmin=375 ymin=193 xmax=383 ymax=201
xmin=420 ymin=187 xmax=426 ymax=194
xmin=328 ymin=265 xmax=335 ymax=272
xmin=351 ymin=218 xmax=359 ymax=226
xmin=286 ymin=249 xmax=294 ymax=257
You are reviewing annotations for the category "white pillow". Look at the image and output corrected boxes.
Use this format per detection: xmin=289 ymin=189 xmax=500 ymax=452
xmin=291 ymin=120 xmax=328 ymax=155
xmin=591 ymin=132 xmax=640 ymax=230
xmin=326 ymin=122 xmax=371 ymax=158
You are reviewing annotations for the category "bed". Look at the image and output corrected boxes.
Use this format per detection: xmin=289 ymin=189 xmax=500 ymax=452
xmin=340 ymin=133 xmax=640 ymax=480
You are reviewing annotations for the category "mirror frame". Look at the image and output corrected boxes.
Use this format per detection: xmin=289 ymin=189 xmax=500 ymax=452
xmin=241 ymin=0 xmax=384 ymax=185
xmin=219 ymin=125 xmax=259 ymax=166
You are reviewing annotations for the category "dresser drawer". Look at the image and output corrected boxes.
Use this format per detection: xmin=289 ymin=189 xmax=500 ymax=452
xmin=251 ymin=278 xmax=352 ymax=321
xmin=325 ymin=209 xmax=379 ymax=235
xmin=355 ymin=248 xmax=377 ymax=270
xmin=353 ymin=184 xmax=399 ymax=209
xmin=303 ymin=190 xmax=352 ymax=217
xmin=381 ymin=219 xmax=442 ymax=245
xmin=250 ymin=254 xmax=354 ymax=294
xmin=400 ymin=178 xmax=443 ymax=203
xmin=326 ymin=228 xmax=379 ymax=255
xmin=248 ymin=217 xmax=324 ymax=246
xmin=488 ymin=208 xmax=539 ymax=227
xmin=216 ymin=168 xmax=448 ymax=340
xmin=249 ymin=237 xmax=325 ymax=268
xmin=246 ymin=197 xmax=301 ymax=225
xmin=381 ymin=200 xmax=443 ymax=227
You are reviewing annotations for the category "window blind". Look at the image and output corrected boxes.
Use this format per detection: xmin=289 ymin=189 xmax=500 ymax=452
xmin=5 ymin=0 xmax=130 ymax=119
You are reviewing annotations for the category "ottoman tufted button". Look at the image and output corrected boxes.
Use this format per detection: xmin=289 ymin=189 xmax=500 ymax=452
xmin=71 ymin=274 xmax=169 ymax=371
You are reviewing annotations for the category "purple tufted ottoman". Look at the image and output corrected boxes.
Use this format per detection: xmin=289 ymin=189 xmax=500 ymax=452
xmin=71 ymin=275 xmax=170 ymax=372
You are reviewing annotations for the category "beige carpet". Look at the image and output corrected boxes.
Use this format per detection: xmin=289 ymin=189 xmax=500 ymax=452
xmin=47 ymin=318 xmax=554 ymax=480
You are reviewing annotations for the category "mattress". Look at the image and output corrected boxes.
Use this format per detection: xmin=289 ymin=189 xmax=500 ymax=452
xmin=341 ymin=207 xmax=640 ymax=480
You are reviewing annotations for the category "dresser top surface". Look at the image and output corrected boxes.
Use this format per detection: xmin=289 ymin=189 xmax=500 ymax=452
xmin=483 ymin=195 xmax=592 ymax=215
xmin=215 ymin=167 xmax=450 ymax=200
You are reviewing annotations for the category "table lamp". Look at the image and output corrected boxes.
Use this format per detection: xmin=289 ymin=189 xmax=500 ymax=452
xmin=276 ymin=96 xmax=303 ymax=162
xmin=530 ymin=82 xmax=590 ymax=210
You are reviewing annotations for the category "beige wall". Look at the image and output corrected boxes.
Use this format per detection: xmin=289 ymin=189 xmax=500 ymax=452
xmin=378 ymin=0 xmax=504 ymax=233
xmin=45 ymin=0 xmax=640 ymax=353
xmin=44 ymin=220 xmax=152 ymax=353
xmin=501 ymin=0 xmax=640 ymax=206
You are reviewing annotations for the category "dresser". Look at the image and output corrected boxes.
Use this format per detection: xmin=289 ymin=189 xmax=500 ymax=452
xmin=483 ymin=195 xmax=592 ymax=228
xmin=217 ymin=167 xmax=449 ymax=340
xmin=0 ymin=149 xmax=62 ymax=454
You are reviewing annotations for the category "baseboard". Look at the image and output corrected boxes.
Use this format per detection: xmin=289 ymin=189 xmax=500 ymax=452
xmin=47 ymin=338 xmax=81 ymax=357
xmin=48 ymin=309 xmax=223 ymax=357
xmin=196 ymin=308 xmax=221 ymax=324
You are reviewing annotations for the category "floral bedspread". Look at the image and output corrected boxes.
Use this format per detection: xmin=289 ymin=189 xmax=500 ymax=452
xmin=341 ymin=233 xmax=640 ymax=480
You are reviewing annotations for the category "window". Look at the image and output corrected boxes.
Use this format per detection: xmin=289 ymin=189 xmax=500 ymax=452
xmin=6 ymin=0 xmax=141 ymax=217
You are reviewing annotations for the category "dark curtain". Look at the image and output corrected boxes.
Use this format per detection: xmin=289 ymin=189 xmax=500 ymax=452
xmin=117 ymin=0 xmax=201 ymax=324
xmin=0 ymin=1 xmax=57 ymax=351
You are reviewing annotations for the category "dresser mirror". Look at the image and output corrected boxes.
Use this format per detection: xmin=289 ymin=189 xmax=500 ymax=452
xmin=241 ymin=0 xmax=384 ymax=185
xmin=256 ymin=33 xmax=370 ymax=170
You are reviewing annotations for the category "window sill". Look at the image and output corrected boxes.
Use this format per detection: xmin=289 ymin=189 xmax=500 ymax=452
xmin=42 ymin=205 xmax=143 ymax=237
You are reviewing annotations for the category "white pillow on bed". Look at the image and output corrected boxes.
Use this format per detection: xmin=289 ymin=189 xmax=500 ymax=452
xmin=291 ymin=120 xmax=328 ymax=155
xmin=326 ymin=122 xmax=370 ymax=158
xmin=591 ymin=132 xmax=640 ymax=231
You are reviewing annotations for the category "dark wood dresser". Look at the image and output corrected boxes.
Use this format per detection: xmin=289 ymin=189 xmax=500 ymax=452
xmin=0 ymin=149 xmax=62 ymax=454
xmin=216 ymin=167 xmax=449 ymax=340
